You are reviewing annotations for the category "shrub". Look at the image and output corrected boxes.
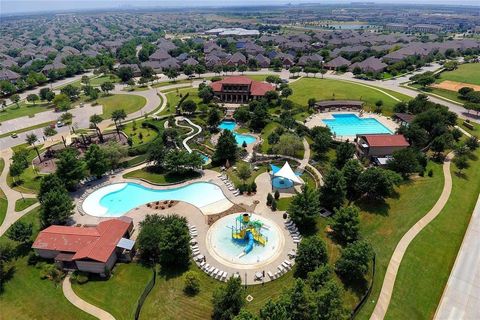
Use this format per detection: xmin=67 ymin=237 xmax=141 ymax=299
xmin=274 ymin=190 xmax=280 ymax=200
xmin=250 ymin=182 xmax=257 ymax=193
xmin=183 ymin=271 xmax=200 ymax=296
xmin=27 ymin=252 xmax=40 ymax=265
xmin=238 ymin=184 xmax=247 ymax=194
xmin=266 ymin=193 xmax=273 ymax=206
xmin=271 ymin=199 xmax=277 ymax=211
xmin=428 ymin=169 xmax=434 ymax=177
xmin=71 ymin=271 xmax=89 ymax=284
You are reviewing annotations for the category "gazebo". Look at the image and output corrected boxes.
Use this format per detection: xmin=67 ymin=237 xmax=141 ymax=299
xmin=270 ymin=162 xmax=304 ymax=189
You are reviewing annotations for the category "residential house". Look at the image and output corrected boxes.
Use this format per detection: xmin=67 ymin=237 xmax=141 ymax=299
xmin=324 ymin=56 xmax=351 ymax=70
xmin=356 ymin=134 xmax=410 ymax=159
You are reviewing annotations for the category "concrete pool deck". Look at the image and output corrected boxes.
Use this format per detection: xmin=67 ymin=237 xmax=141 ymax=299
xmin=304 ymin=111 xmax=399 ymax=141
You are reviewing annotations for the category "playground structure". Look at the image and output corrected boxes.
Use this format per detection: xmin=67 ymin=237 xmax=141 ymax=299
xmin=231 ymin=213 xmax=267 ymax=257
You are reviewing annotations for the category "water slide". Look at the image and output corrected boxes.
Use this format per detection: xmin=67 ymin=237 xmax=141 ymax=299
xmin=244 ymin=230 xmax=254 ymax=254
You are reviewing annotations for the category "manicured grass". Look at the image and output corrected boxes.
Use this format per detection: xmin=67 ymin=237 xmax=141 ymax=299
xmin=0 ymin=207 xmax=95 ymax=320
xmin=226 ymin=163 xmax=268 ymax=187
xmin=7 ymin=145 xmax=44 ymax=194
xmin=246 ymin=74 xmax=268 ymax=81
xmin=356 ymin=161 xmax=445 ymax=319
xmin=260 ymin=122 xmax=281 ymax=153
xmin=124 ymin=167 xmax=201 ymax=185
xmin=96 ymin=94 xmax=146 ymax=117
xmin=152 ymin=79 xmax=193 ymax=88
xmin=0 ymin=121 xmax=53 ymax=139
xmin=276 ymin=197 xmax=292 ymax=211
xmin=161 ymin=88 xmax=202 ymax=116
xmin=0 ymin=101 xmax=53 ymax=122
xmin=411 ymin=83 xmax=466 ymax=104
xmin=289 ymin=78 xmax=410 ymax=115
xmin=437 ymin=63 xmax=480 ymax=85
xmin=72 ymin=263 xmax=152 ymax=320
xmin=122 ymin=121 xmax=159 ymax=147
xmin=457 ymin=118 xmax=479 ymax=136
xmin=58 ymin=74 xmax=120 ymax=89
xmin=0 ymin=158 xmax=6 ymax=226
xmin=14 ymin=197 xmax=38 ymax=212
xmin=385 ymin=148 xmax=480 ymax=319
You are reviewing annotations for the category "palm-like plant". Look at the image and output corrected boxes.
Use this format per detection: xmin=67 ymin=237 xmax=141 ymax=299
xmin=89 ymin=114 xmax=104 ymax=143
xmin=26 ymin=133 xmax=42 ymax=162
xmin=111 ymin=109 xmax=127 ymax=134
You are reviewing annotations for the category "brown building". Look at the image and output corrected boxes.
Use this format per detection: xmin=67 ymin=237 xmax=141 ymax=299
xmin=210 ymin=76 xmax=275 ymax=103
xmin=32 ymin=217 xmax=134 ymax=276
xmin=356 ymin=134 xmax=410 ymax=159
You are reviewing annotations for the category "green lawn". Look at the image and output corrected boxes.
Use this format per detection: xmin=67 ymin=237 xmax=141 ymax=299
xmin=411 ymin=83 xmax=466 ymax=104
xmin=0 ymin=207 xmax=95 ymax=320
xmin=289 ymin=78 xmax=410 ymax=115
xmin=124 ymin=167 xmax=201 ymax=185
xmin=246 ymin=74 xmax=269 ymax=81
xmin=72 ymin=263 xmax=152 ymax=320
xmin=260 ymin=122 xmax=281 ymax=153
xmin=161 ymin=88 xmax=201 ymax=116
xmin=96 ymin=94 xmax=146 ymax=117
xmin=0 ymin=101 xmax=54 ymax=122
xmin=58 ymin=74 xmax=120 ymax=89
xmin=7 ymin=145 xmax=44 ymax=194
xmin=385 ymin=147 xmax=480 ymax=319
xmin=437 ymin=63 xmax=480 ymax=85
xmin=152 ymin=79 xmax=193 ymax=88
xmin=14 ymin=198 xmax=38 ymax=212
xmin=0 ymin=158 xmax=6 ymax=226
xmin=122 ymin=121 xmax=160 ymax=147
xmin=0 ymin=121 xmax=53 ymax=139
xmin=356 ymin=161 xmax=445 ymax=319
xmin=226 ymin=163 xmax=268 ymax=188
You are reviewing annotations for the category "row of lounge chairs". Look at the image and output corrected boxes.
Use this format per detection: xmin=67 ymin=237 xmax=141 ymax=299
xmin=218 ymin=174 xmax=240 ymax=196
xmin=285 ymin=219 xmax=303 ymax=244
xmin=199 ymin=262 xmax=229 ymax=281
xmin=79 ymin=169 xmax=122 ymax=186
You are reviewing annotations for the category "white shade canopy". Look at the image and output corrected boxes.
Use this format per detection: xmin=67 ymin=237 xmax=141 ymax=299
xmin=273 ymin=162 xmax=303 ymax=184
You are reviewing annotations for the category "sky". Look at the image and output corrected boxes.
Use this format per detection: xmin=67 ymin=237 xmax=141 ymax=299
xmin=2 ymin=0 xmax=479 ymax=15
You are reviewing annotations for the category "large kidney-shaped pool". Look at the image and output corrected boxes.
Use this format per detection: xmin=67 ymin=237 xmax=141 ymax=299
xmin=82 ymin=182 xmax=230 ymax=217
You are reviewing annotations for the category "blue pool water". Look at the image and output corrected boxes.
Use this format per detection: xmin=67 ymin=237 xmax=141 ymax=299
xmin=270 ymin=164 xmax=301 ymax=189
xmin=322 ymin=113 xmax=392 ymax=137
xmin=218 ymin=120 xmax=256 ymax=146
xmin=85 ymin=182 xmax=226 ymax=217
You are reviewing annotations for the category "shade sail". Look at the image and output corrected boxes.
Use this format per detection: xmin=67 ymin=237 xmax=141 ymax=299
xmin=273 ymin=162 xmax=303 ymax=184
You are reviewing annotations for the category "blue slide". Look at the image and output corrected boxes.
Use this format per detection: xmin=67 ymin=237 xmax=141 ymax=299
xmin=244 ymin=230 xmax=254 ymax=254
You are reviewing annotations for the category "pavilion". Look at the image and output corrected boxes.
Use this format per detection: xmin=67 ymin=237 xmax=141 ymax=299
xmin=271 ymin=162 xmax=304 ymax=189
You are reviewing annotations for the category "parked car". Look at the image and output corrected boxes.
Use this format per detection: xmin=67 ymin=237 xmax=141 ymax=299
xmin=11 ymin=132 xmax=18 ymax=138
xmin=56 ymin=121 xmax=64 ymax=128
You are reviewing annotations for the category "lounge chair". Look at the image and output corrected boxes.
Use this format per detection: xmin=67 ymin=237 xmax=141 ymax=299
xmin=203 ymin=263 xmax=210 ymax=271
xmin=277 ymin=265 xmax=286 ymax=273
xmin=293 ymin=239 xmax=301 ymax=244
xmin=267 ymin=271 xmax=275 ymax=279
xmin=222 ymin=272 xmax=228 ymax=281
xmin=212 ymin=268 xmax=219 ymax=277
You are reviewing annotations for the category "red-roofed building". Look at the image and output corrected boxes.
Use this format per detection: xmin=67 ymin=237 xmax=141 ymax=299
xmin=32 ymin=217 xmax=134 ymax=275
xmin=210 ymin=76 xmax=275 ymax=103
xmin=356 ymin=134 xmax=410 ymax=159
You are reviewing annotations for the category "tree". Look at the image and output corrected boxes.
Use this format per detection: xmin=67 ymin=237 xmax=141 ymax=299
xmin=165 ymin=69 xmax=179 ymax=82
xmin=295 ymin=236 xmax=328 ymax=278
xmin=319 ymin=169 xmax=346 ymax=210
xmin=212 ymin=277 xmax=245 ymax=320
xmin=233 ymin=106 xmax=251 ymax=124
xmin=85 ymin=144 xmax=109 ymax=178
xmin=182 ymin=100 xmax=197 ymax=113
xmin=288 ymin=185 xmax=321 ymax=229
xmin=288 ymin=279 xmax=315 ymax=320
xmin=458 ymin=87 xmax=473 ymax=98
xmin=39 ymin=88 xmax=52 ymax=100
xmin=307 ymin=98 xmax=316 ymax=110
xmin=306 ymin=265 xmax=333 ymax=292
xmin=164 ymin=150 xmax=203 ymax=174
xmin=38 ymin=174 xmax=66 ymax=203
xmin=56 ymin=148 xmax=86 ymax=191
xmin=81 ymin=75 xmax=90 ymax=86
xmin=356 ymin=167 xmax=402 ymax=200
xmin=111 ymin=109 xmax=127 ymax=133
xmin=194 ymin=64 xmax=206 ymax=78
xmin=40 ymin=188 xmax=75 ymax=227
xmin=266 ymin=75 xmax=281 ymax=84
xmin=313 ymin=280 xmax=346 ymax=320
xmin=100 ymin=81 xmax=114 ymax=94
xmin=335 ymin=240 xmax=374 ymax=282
xmin=273 ymin=134 xmax=303 ymax=157
xmin=52 ymin=93 xmax=71 ymax=111
xmin=7 ymin=220 xmax=33 ymax=243
xmin=10 ymin=94 xmax=20 ymax=108
xmin=466 ymin=136 xmax=479 ymax=151
xmin=237 ymin=163 xmax=252 ymax=186
xmin=213 ymin=130 xmax=237 ymax=165
xmin=331 ymin=206 xmax=360 ymax=244
xmin=9 ymin=148 xmax=29 ymax=185
xmin=260 ymin=299 xmax=289 ymax=320
xmin=25 ymin=133 xmax=41 ymax=162
xmin=387 ymin=148 xmax=421 ymax=178
xmin=238 ymin=64 xmax=248 ymax=74
xmin=207 ymin=107 xmax=221 ymax=128
xmin=101 ymin=141 xmax=128 ymax=169
xmin=198 ymin=86 xmax=214 ymax=103
xmin=430 ymin=133 xmax=453 ymax=157
xmin=281 ymin=87 xmax=293 ymax=98
xmin=60 ymin=84 xmax=80 ymax=100
xmin=312 ymin=128 xmax=332 ymax=156
xmin=183 ymin=271 xmax=201 ymax=296
xmin=335 ymin=142 xmax=355 ymax=168
xmin=374 ymin=100 xmax=383 ymax=113
xmin=117 ymin=66 xmax=134 ymax=82
xmin=342 ymin=159 xmax=363 ymax=199
xmin=89 ymin=114 xmax=104 ymax=143
xmin=26 ymin=93 xmax=39 ymax=104
xmin=147 ymin=138 xmax=166 ymax=168
xmin=453 ymin=155 xmax=469 ymax=174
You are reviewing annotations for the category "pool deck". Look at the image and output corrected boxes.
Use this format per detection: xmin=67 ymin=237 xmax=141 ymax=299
xmin=304 ymin=111 xmax=399 ymax=141
xmin=70 ymin=168 xmax=297 ymax=285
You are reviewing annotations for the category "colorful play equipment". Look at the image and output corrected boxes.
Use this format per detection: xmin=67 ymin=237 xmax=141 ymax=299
xmin=231 ymin=213 xmax=267 ymax=257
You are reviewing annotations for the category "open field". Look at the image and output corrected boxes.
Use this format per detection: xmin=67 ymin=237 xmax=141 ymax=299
xmin=122 ymin=121 xmax=159 ymax=147
xmin=385 ymin=147 xmax=480 ymax=319
xmin=437 ymin=63 xmax=480 ymax=86
xmin=289 ymin=78 xmax=410 ymax=115
xmin=96 ymin=94 xmax=146 ymax=117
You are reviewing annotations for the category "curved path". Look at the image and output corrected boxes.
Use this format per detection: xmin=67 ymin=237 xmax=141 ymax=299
xmin=63 ymin=274 xmax=116 ymax=320
xmin=370 ymin=152 xmax=454 ymax=320
xmin=175 ymin=116 xmax=202 ymax=153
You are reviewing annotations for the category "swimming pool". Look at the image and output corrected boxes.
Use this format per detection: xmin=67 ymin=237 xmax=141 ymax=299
xmin=206 ymin=213 xmax=284 ymax=268
xmin=218 ymin=120 xmax=256 ymax=146
xmin=82 ymin=182 xmax=229 ymax=217
xmin=322 ymin=113 xmax=392 ymax=137
xmin=270 ymin=164 xmax=301 ymax=189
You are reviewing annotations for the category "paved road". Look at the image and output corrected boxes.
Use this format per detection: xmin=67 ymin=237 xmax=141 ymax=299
xmin=434 ymin=194 xmax=480 ymax=320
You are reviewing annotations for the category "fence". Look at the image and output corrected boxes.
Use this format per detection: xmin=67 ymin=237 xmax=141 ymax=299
xmin=134 ymin=266 xmax=156 ymax=320
xmin=350 ymin=253 xmax=376 ymax=319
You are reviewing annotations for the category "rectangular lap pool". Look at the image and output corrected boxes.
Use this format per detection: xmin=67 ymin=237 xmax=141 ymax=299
xmin=322 ymin=113 xmax=392 ymax=137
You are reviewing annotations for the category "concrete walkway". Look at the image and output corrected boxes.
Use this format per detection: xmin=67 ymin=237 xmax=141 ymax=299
xmin=0 ymin=148 xmax=39 ymax=237
xmin=370 ymin=152 xmax=454 ymax=320
xmin=175 ymin=116 xmax=202 ymax=153
xmin=434 ymin=194 xmax=480 ymax=320
xmin=63 ymin=274 xmax=116 ymax=320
